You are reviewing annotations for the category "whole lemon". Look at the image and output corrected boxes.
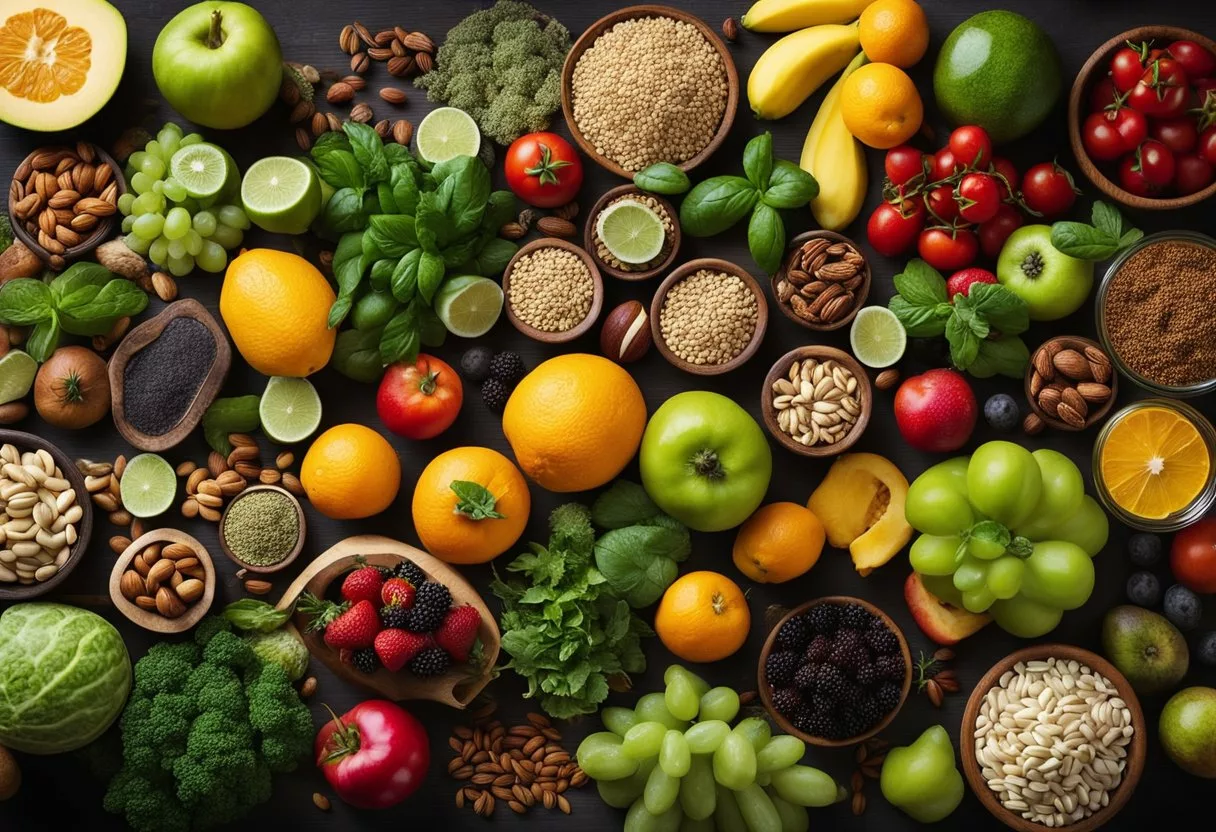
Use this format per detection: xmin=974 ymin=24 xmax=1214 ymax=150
xmin=503 ymin=354 xmax=646 ymax=493
xmin=220 ymin=249 xmax=336 ymax=377
xmin=300 ymin=424 xmax=400 ymax=519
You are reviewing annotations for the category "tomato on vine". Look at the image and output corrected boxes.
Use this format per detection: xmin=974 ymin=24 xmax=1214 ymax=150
xmin=947 ymin=125 xmax=993 ymax=168
xmin=1110 ymin=44 xmax=1149 ymax=92
xmin=926 ymin=185 xmax=959 ymax=222
xmin=918 ymin=226 xmax=978 ymax=272
xmin=867 ymin=199 xmax=926 ymax=257
xmin=956 ymin=173 xmax=1000 ymax=224
xmin=1128 ymin=58 xmax=1189 ymax=118
xmin=885 ymin=145 xmax=925 ymax=187
xmin=1021 ymin=162 xmax=1079 ymax=218
xmin=504 ymin=132 xmax=584 ymax=208
xmin=978 ymin=204 xmax=1024 ymax=259
xmin=930 ymin=148 xmax=960 ymax=181
xmin=988 ymin=157 xmax=1019 ymax=201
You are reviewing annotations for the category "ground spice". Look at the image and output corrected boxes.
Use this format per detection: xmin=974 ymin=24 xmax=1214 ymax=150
xmin=659 ymin=269 xmax=758 ymax=365
xmin=122 ymin=317 xmax=216 ymax=436
xmin=508 ymin=247 xmax=593 ymax=332
xmin=1104 ymin=239 xmax=1216 ymax=387
xmin=222 ymin=490 xmax=299 ymax=567
xmin=593 ymin=195 xmax=673 ymax=272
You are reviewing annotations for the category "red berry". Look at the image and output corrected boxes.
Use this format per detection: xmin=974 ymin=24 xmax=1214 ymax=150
xmin=341 ymin=566 xmax=384 ymax=606
xmin=434 ymin=606 xmax=481 ymax=663
xmin=374 ymin=629 xmax=430 ymax=672
xmin=945 ymin=268 xmax=998 ymax=302
xmin=324 ymin=600 xmax=382 ymax=650
xmin=381 ymin=577 xmax=416 ymax=608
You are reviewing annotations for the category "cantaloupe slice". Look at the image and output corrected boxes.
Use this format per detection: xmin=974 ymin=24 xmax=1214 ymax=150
xmin=0 ymin=0 xmax=125 ymax=131
xmin=806 ymin=452 xmax=913 ymax=576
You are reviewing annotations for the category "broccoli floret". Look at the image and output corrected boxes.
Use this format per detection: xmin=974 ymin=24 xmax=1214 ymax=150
xmin=133 ymin=644 xmax=196 ymax=697
xmin=550 ymin=503 xmax=594 ymax=554
xmin=104 ymin=772 xmax=191 ymax=832
xmin=193 ymin=615 xmax=231 ymax=647
xmin=247 ymin=662 xmax=312 ymax=772
xmin=0 ymin=215 xmax=13 ymax=255
xmin=202 ymin=629 xmax=258 ymax=671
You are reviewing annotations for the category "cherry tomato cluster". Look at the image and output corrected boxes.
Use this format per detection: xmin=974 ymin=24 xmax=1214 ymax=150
xmin=1082 ymin=39 xmax=1216 ymax=197
xmin=866 ymin=125 xmax=1078 ymax=273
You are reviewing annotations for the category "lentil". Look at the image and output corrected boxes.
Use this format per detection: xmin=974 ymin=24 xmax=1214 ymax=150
xmin=222 ymin=490 xmax=300 ymax=567
xmin=571 ymin=16 xmax=727 ymax=171
xmin=508 ymin=247 xmax=593 ymax=332
xmin=593 ymin=195 xmax=673 ymax=272
xmin=122 ymin=317 xmax=217 ymax=436
xmin=659 ymin=269 xmax=757 ymax=365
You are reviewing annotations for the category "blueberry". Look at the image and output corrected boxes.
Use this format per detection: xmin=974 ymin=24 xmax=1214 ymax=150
xmin=1127 ymin=533 xmax=1163 ymax=567
xmin=459 ymin=346 xmax=495 ymax=383
xmin=1164 ymin=584 xmax=1203 ymax=630
xmin=983 ymin=394 xmax=1020 ymax=432
xmin=1197 ymin=632 xmax=1216 ymax=667
xmin=1126 ymin=571 xmax=1161 ymax=607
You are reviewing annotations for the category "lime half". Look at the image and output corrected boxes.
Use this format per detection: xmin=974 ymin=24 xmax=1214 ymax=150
xmin=434 ymin=276 xmax=504 ymax=338
xmin=170 ymin=142 xmax=230 ymax=200
xmin=240 ymin=156 xmax=322 ymax=235
xmin=415 ymin=107 xmax=481 ymax=164
xmin=850 ymin=306 xmax=907 ymax=368
xmin=596 ymin=199 xmax=665 ymax=264
xmin=0 ymin=350 xmax=36 ymax=405
xmin=260 ymin=377 xmax=323 ymax=444
xmin=120 ymin=454 xmax=177 ymax=518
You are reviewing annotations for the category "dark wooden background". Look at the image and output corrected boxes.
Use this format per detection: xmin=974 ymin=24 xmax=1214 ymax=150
xmin=2 ymin=0 xmax=1214 ymax=829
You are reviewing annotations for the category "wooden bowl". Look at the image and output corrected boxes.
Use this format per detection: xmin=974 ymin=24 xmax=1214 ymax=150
xmin=561 ymin=5 xmax=739 ymax=179
xmin=1068 ymin=26 xmax=1216 ymax=210
xmin=108 ymin=529 xmax=215 ymax=634
xmin=584 ymin=185 xmax=681 ymax=282
xmin=649 ymin=258 xmax=769 ymax=376
xmin=771 ymin=231 xmax=871 ymax=332
xmin=502 ymin=238 xmax=605 ymax=343
xmin=277 ymin=535 xmax=501 ymax=708
xmin=761 ymin=346 xmax=873 ymax=458
xmin=758 ymin=597 xmax=911 ymax=748
xmin=961 ymin=644 xmax=1147 ymax=832
xmin=218 ymin=485 xmax=306 ymax=575
xmin=1025 ymin=336 xmax=1118 ymax=432
xmin=0 ymin=430 xmax=94 ymax=601
xmin=108 ymin=298 xmax=232 ymax=452
xmin=7 ymin=143 xmax=127 ymax=268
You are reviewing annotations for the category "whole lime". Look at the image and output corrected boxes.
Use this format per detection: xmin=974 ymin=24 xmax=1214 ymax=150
xmin=933 ymin=10 xmax=1062 ymax=144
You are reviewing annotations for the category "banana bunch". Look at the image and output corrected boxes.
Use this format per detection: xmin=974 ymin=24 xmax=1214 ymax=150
xmin=800 ymin=52 xmax=869 ymax=231
xmin=747 ymin=22 xmax=859 ymax=120
xmin=742 ymin=0 xmax=877 ymax=32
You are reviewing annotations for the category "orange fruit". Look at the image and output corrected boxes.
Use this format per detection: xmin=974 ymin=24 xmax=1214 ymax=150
xmin=220 ymin=249 xmax=336 ymax=377
xmin=412 ymin=447 xmax=530 ymax=564
xmin=732 ymin=502 xmax=825 ymax=584
xmin=859 ymin=0 xmax=930 ymax=68
xmin=655 ymin=571 xmax=750 ymax=663
xmin=839 ymin=63 xmax=924 ymax=149
xmin=1100 ymin=406 xmax=1211 ymax=520
xmin=300 ymin=424 xmax=401 ymax=519
xmin=502 ymin=354 xmax=646 ymax=493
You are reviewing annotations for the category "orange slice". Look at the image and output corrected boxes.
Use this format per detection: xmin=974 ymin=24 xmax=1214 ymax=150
xmin=1100 ymin=406 xmax=1211 ymax=519
xmin=0 ymin=9 xmax=90 ymax=103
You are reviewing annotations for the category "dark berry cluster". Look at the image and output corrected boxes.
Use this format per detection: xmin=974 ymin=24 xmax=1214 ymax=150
xmin=406 ymin=581 xmax=452 ymax=633
xmin=461 ymin=348 xmax=527 ymax=413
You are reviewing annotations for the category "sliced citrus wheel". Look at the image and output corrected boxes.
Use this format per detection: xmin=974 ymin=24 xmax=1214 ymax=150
xmin=1099 ymin=406 xmax=1211 ymax=520
xmin=119 ymin=453 xmax=177 ymax=518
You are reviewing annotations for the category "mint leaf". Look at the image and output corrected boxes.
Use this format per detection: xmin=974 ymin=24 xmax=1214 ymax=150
xmin=969 ymin=336 xmax=1030 ymax=379
xmin=893 ymin=259 xmax=948 ymax=307
xmin=591 ymin=481 xmax=659 ymax=529
xmin=451 ymin=480 xmax=505 ymax=520
xmin=952 ymin=295 xmax=990 ymax=340
xmin=1050 ymin=201 xmax=1141 ymax=261
xmin=889 ymin=295 xmax=950 ymax=337
xmin=946 ymin=313 xmax=980 ymax=369
xmin=968 ymin=282 xmax=1029 ymax=335
xmin=1091 ymin=201 xmax=1123 ymax=238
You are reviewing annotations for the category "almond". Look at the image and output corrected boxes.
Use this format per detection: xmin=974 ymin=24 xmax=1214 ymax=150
xmin=874 ymin=369 xmax=900 ymax=391
xmin=387 ymin=56 xmax=413 ymax=77
xmin=244 ymin=579 xmax=273 ymax=595
xmin=176 ymin=578 xmax=205 ymax=603
xmin=1052 ymin=349 xmax=1091 ymax=381
xmin=392 ymin=119 xmax=413 ymax=146
xmin=1036 ymin=386 xmax=1062 ymax=415
xmin=379 ymin=87 xmax=407 ymax=105
xmin=415 ymin=53 xmax=433 ymax=74
xmin=326 ymin=82 xmax=355 ymax=104
xmin=1076 ymin=382 xmax=1112 ymax=404
xmin=120 ymin=569 xmax=146 ymax=600
xmin=536 ymin=216 xmax=576 ymax=238
xmin=1032 ymin=348 xmax=1055 ymax=380
xmin=1029 ymin=370 xmax=1045 ymax=398
xmin=721 ymin=17 xmax=739 ymax=41
xmin=1060 ymin=387 xmax=1088 ymax=418
xmin=156 ymin=587 xmax=186 ymax=618
xmin=402 ymin=31 xmax=435 ymax=53
xmin=1056 ymin=402 xmax=1086 ymax=428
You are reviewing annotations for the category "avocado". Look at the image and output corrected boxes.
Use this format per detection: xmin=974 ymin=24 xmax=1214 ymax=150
xmin=933 ymin=11 xmax=1062 ymax=144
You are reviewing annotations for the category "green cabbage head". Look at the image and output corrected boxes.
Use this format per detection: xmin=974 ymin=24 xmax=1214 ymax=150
xmin=0 ymin=603 xmax=132 ymax=754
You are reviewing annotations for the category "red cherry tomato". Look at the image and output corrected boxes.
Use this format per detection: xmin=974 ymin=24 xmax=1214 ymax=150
xmin=1021 ymin=162 xmax=1079 ymax=218
xmin=1171 ymin=518 xmax=1216 ymax=593
xmin=1089 ymin=77 xmax=1119 ymax=111
xmin=956 ymin=173 xmax=1000 ymax=224
xmin=316 ymin=700 xmax=430 ymax=809
xmin=1194 ymin=77 xmax=1216 ymax=106
xmin=504 ymin=132 xmax=583 ymax=208
xmin=978 ymin=204 xmax=1024 ymax=259
xmin=1118 ymin=154 xmax=1159 ymax=196
xmin=884 ymin=145 xmax=925 ymax=187
xmin=1168 ymin=40 xmax=1216 ymax=79
xmin=1110 ymin=45 xmax=1148 ymax=93
xmin=867 ymin=199 xmax=926 ymax=257
xmin=1111 ymin=107 xmax=1149 ymax=152
xmin=930 ymin=148 xmax=960 ymax=181
xmin=1151 ymin=117 xmax=1199 ymax=154
xmin=918 ymin=226 xmax=979 ymax=272
xmin=1137 ymin=139 xmax=1176 ymax=186
xmin=1201 ymin=125 xmax=1216 ymax=165
xmin=376 ymin=354 xmax=463 ymax=439
xmin=1128 ymin=58 xmax=1190 ymax=117
xmin=988 ymin=157 xmax=1019 ymax=201
xmin=925 ymin=185 xmax=959 ymax=222
xmin=1175 ymin=154 xmax=1214 ymax=195
xmin=1081 ymin=112 xmax=1127 ymax=161
xmin=947 ymin=125 xmax=994 ymax=168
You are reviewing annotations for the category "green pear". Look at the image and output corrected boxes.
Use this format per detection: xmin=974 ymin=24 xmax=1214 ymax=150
xmin=1160 ymin=687 xmax=1216 ymax=778
xmin=1102 ymin=606 xmax=1189 ymax=695
xmin=880 ymin=725 xmax=964 ymax=822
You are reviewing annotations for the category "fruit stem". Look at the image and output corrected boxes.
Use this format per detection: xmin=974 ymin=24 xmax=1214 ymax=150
xmin=320 ymin=703 xmax=361 ymax=763
xmin=207 ymin=10 xmax=225 ymax=49
xmin=419 ymin=369 xmax=440 ymax=396
xmin=690 ymin=449 xmax=725 ymax=480
xmin=59 ymin=372 xmax=84 ymax=404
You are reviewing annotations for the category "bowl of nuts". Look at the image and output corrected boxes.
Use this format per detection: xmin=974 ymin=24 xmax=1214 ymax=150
xmin=109 ymin=529 xmax=215 ymax=634
xmin=761 ymin=347 xmax=872 ymax=458
xmin=772 ymin=231 xmax=870 ymax=332
xmin=1025 ymin=337 xmax=1117 ymax=432
xmin=502 ymin=238 xmax=604 ymax=344
xmin=584 ymin=184 xmax=681 ymax=281
xmin=7 ymin=142 xmax=125 ymax=270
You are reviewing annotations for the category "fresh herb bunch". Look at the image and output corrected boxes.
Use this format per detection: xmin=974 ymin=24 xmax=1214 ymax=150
xmin=309 ymin=122 xmax=518 ymax=381
xmin=590 ymin=480 xmax=690 ymax=608
xmin=678 ymin=132 xmax=819 ymax=274
xmin=888 ymin=259 xmax=1030 ymax=378
xmin=0 ymin=262 xmax=149 ymax=361
xmin=1050 ymin=201 xmax=1142 ymax=261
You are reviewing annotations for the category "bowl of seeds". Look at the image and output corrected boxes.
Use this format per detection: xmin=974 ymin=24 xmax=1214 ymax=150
xmin=585 ymin=184 xmax=681 ymax=281
xmin=761 ymin=347 xmax=872 ymax=457
xmin=218 ymin=484 xmax=306 ymax=575
xmin=562 ymin=6 xmax=738 ymax=178
xmin=502 ymin=238 xmax=604 ymax=344
xmin=109 ymin=529 xmax=215 ymax=634
xmin=1024 ymin=336 xmax=1118 ymax=432
xmin=772 ymin=231 xmax=871 ymax=332
xmin=650 ymin=258 xmax=767 ymax=376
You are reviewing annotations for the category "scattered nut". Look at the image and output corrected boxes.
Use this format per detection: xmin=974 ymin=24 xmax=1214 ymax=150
xmin=599 ymin=301 xmax=652 ymax=365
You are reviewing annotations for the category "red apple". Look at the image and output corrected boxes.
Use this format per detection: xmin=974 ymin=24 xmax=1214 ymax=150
xmin=904 ymin=572 xmax=992 ymax=645
xmin=945 ymin=267 xmax=998 ymax=302
xmin=894 ymin=369 xmax=977 ymax=453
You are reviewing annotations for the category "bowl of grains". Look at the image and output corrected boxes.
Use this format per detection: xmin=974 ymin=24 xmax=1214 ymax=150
xmin=761 ymin=347 xmax=872 ymax=457
xmin=502 ymin=238 xmax=604 ymax=344
xmin=772 ymin=231 xmax=871 ymax=331
xmin=651 ymin=258 xmax=767 ymax=375
xmin=562 ymin=6 xmax=738 ymax=178
xmin=1096 ymin=231 xmax=1216 ymax=396
xmin=109 ymin=529 xmax=215 ymax=634
xmin=962 ymin=645 xmax=1146 ymax=832
xmin=585 ymin=185 xmax=681 ymax=281
xmin=218 ymin=485 xmax=306 ymax=575
xmin=0 ymin=431 xmax=92 ymax=601
xmin=1024 ymin=337 xmax=1118 ymax=432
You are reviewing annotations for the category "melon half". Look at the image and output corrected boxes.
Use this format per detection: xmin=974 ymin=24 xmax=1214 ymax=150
xmin=0 ymin=0 xmax=126 ymax=131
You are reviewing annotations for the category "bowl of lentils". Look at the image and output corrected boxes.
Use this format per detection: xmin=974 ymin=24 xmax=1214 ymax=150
xmin=502 ymin=238 xmax=604 ymax=343
xmin=585 ymin=184 xmax=681 ymax=281
xmin=218 ymin=485 xmax=305 ymax=574
xmin=651 ymin=258 xmax=767 ymax=375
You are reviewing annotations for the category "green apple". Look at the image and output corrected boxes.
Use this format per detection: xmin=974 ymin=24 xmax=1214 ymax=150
xmin=153 ymin=2 xmax=283 ymax=130
xmin=1160 ymin=686 xmax=1216 ymax=778
xmin=996 ymin=225 xmax=1094 ymax=321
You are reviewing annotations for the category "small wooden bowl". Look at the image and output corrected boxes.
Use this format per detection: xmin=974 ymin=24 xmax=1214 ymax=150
xmin=502 ymin=238 xmax=605 ymax=343
xmin=961 ymin=644 xmax=1147 ymax=832
xmin=1068 ymin=26 xmax=1216 ymax=210
xmin=649 ymin=258 xmax=769 ymax=376
xmin=758 ymin=597 xmax=911 ymax=748
xmin=108 ymin=529 xmax=215 ymax=634
xmin=761 ymin=346 xmax=873 ymax=458
xmin=1025 ymin=336 xmax=1118 ymax=432
xmin=584 ymin=185 xmax=681 ymax=282
xmin=0 ymin=431 xmax=94 ymax=602
xmin=771 ymin=230 xmax=871 ymax=332
xmin=108 ymin=298 xmax=232 ymax=452
xmin=218 ymin=485 xmax=306 ymax=575
xmin=277 ymin=535 xmax=501 ymax=708
xmin=561 ymin=5 xmax=739 ymax=179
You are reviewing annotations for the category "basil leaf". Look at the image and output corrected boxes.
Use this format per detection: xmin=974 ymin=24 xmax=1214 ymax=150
xmin=50 ymin=262 xmax=111 ymax=304
xmin=25 ymin=314 xmax=59 ymax=362
xmin=441 ymin=235 xmax=484 ymax=269
xmin=594 ymin=526 xmax=683 ymax=608
xmin=679 ymin=176 xmax=759 ymax=237
xmin=743 ymin=131 xmax=774 ymax=191
xmin=391 ymin=249 xmax=422 ymax=303
xmin=968 ymin=282 xmax=1029 ymax=336
xmin=380 ymin=301 xmax=420 ymax=365
xmin=417 ymin=252 xmax=445 ymax=305
xmin=946 ymin=313 xmax=980 ymax=370
xmin=223 ymin=599 xmax=292 ymax=633
xmin=316 ymin=150 xmax=365 ymax=191
xmin=480 ymin=190 xmax=517 ymax=234
xmin=377 ymin=182 xmax=398 ymax=215
xmin=414 ymin=191 xmax=448 ymax=253
xmin=0 ymin=279 xmax=52 ymax=325
xmin=332 ymin=326 xmax=384 ymax=383
xmin=468 ymin=238 xmax=516 ymax=277
xmin=450 ymin=480 xmax=505 ymax=520
xmin=889 ymin=295 xmax=949 ymax=337
xmin=1091 ymin=201 xmax=1123 ymax=239
xmin=351 ymin=290 xmax=400 ymax=332
xmin=438 ymin=156 xmax=491 ymax=236
xmin=370 ymin=258 xmax=396 ymax=289
xmin=390 ymin=163 xmax=419 ymax=215
xmin=311 ymin=131 xmax=352 ymax=160
xmin=202 ymin=395 xmax=261 ymax=455
xmin=58 ymin=279 xmax=148 ymax=334
xmin=893 ymin=259 xmax=948 ymax=307
xmin=328 ymin=232 xmax=368 ymax=328
xmin=343 ymin=120 xmax=388 ymax=184
xmin=322 ymin=187 xmax=367 ymax=234
xmin=951 ymin=294 xmax=990 ymax=340
xmin=969 ymin=336 xmax=1030 ymax=379
xmin=591 ymin=480 xmax=659 ymax=529
xmin=633 ymin=163 xmax=690 ymax=195
xmin=760 ymin=160 xmax=818 ymax=209
xmin=747 ymin=203 xmax=785 ymax=275
xmin=1049 ymin=222 xmax=1119 ymax=261
xmin=367 ymin=214 xmax=418 ymax=258
xmin=382 ymin=142 xmax=413 ymax=167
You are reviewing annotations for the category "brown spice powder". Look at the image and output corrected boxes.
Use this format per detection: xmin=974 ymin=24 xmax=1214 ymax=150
xmin=1104 ymin=240 xmax=1216 ymax=387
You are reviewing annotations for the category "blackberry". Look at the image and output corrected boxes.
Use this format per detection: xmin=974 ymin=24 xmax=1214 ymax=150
xmin=481 ymin=378 xmax=509 ymax=413
xmin=809 ymin=711 xmax=835 ymax=739
xmin=875 ymin=654 xmax=906 ymax=681
xmin=793 ymin=704 xmax=814 ymax=734
xmin=854 ymin=663 xmax=877 ymax=686
xmin=875 ymin=682 xmax=902 ymax=713
xmin=793 ymin=663 xmax=820 ymax=692
xmin=771 ymin=687 xmax=801 ymax=717
xmin=803 ymin=634 xmax=831 ymax=663
xmin=837 ymin=706 xmax=866 ymax=739
xmin=865 ymin=626 xmax=899 ymax=656
xmin=774 ymin=615 xmax=811 ymax=651
xmin=856 ymin=696 xmax=886 ymax=732
xmin=840 ymin=604 xmax=874 ymax=631
xmin=828 ymin=630 xmax=869 ymax=672
xmin=837 ymin=681 xmax=865 ymax=708
xmin=460 ymin=346 xmax=495 ymax=383
xmin=393 ymin=559 xmax=427 ymax=587
xmin=764 ymin=650 xmax=800 ymax=687
xmin=408 ymin=647 xmax=450 ymax=677
xmin=488 ymin=351 xmax=527 ymax=387
xmin=812 ymin=664 xmax=845 ymax=700
xmin=809 ymin=694 xmax=834 ymax=716
xmin=352 ymin=647 xmax=380 ymax=675
xmin=376 ymin=565 xmax=394 ymax=580
xmin=379 ymin=602 xmax=411 ymax=630
xmin=405 ymin=581 xmax=451 ymax=633
xmin=804 ymin=604 xmax=839 ymax=635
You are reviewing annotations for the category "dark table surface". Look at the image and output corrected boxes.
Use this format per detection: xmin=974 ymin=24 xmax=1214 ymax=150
xmin=2 ymin=0 xmax=1214 ymax=829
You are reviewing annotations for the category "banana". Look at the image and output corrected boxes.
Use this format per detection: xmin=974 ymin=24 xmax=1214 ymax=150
xmin=748 ymin=23 xmax=861 ymax=120
xmin=742 ymin=0 xmax=878 ymax=32
xmin=801 ymin=52 xmax=869 ymax=231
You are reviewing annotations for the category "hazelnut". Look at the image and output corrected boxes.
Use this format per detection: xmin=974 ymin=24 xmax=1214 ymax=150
xmin=600 ymin=301 xmax=652 ymax=364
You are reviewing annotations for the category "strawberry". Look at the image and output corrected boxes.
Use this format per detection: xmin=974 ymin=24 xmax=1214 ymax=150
xmin=434 ymin=605 xmax=481 ymax=662
xmin=374 ymin=629 xmax=429 ymax=672
xmin=341 ymin=564 xmax=384 ymax=606
xmin=381 ymin=577 xmax=416 ymax=608
xmin=323 ymin=600 xmax=381 ymax=649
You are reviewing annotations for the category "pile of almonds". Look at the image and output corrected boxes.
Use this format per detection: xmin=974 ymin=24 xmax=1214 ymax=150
xmin=1027 ymin=340 xmax=1113 ymax=430
xmin=117 ymin=540 xmax=206 ymax=619
xmin=179 ymin=434 xmax=303 ymax=522
xmin=775 ymin=237 xmax=867 ymax=326
xmin=849 ymin=737 xmax=890 ymax=816
xmin=500 ymin=202 xmax=580 ymax=241
xmin=771 ymin=355 xmax=862 ymax=448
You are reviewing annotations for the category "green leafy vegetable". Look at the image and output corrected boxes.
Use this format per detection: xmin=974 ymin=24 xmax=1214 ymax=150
xmin=748 ymin=203 xmax=785 ymax=275
xmin=594 ymin=528 xmax=680 ymax=608
xmin=222 ymin=599 xmax=292 ymax=634
xmin=202 ymin=395 xmax=261 ymax=456
xmin=331 ymin=327 xmax=384 ymax=383
xmin=634 ymin=163 xmax=691 ymax=195
xmin=761 ymin=160 xmax=818 ymax=209
xmin=451 ymin=480 xmax=506 ymax=520
xmin=679 ymin=176 xmax=758 ymax=236
xmin=743 ymin=131 xmax=774 ymax=190
xmin=591 ymin=480 xmax=659 ymax=529
xmin=1050 ymin=201 xmax=1143 ymax=261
